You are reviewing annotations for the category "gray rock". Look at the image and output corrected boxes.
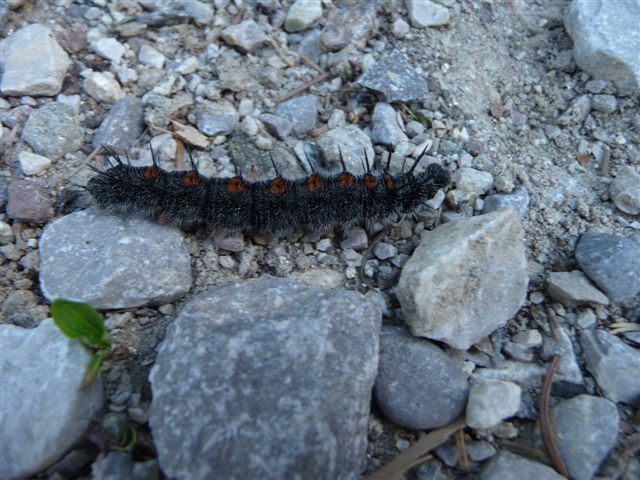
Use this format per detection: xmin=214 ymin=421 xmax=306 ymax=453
xmin=374 ymin=327 xmax=468 ymax=430
xmin=143 ymin=91 xmax=194 ymax=131
xmin=21 ymin=102 xmax=83 ymax=159
xmin=405 ymin=120 xmax=425 ymax=138
xmin=374 ymin=242 xmax=398 ymax=260
xmin=274 ymin=95 xmax=318 ymax=135
xmin=541 ymin=325 xmax=585 ymax=395
xmin=18 ymin=151 xmax=51 ymax=175
xmin=397 ymin=208 xmax=528 ymax=350
xmin=340 ymin=227 xmax=368 ymax=251
xmin=392 ymin=18 xmax=411 ymax=38
xmin=591 ymin=94 xmax=617 ymax=113
xmin=575 ymin=231 xmax=640 ymax=304
xmin=138 ymin=44 xmax=165 ymax=69
xmin=221 ymin=20 xmax=268 ymax=53
xmin=285 ymin=0 xmax=322 ymax=32
xmin=466 ymin=441 xmax=497 ymax=462
xmin=149 ymin=276 xmax=381 ymax=480
xmin=580 ymin=329 xmax=640 ymax=405
xmin=466 ymin=379 xmax=521 ymax=429
xmin=552 ymin=394 xmax=619 ymax=480
xmin=260 ymin=113 xmax=293 ymax=140
xmin=557 ymin=94 xmax=591 ymax=126
xmin=6 ymin=180 xmax=54 ymax=223
xmin=357 ymin=50 xmax=429 ymax=102
xmin=92 ymin=96 xmax=144 ymax=151
xmin=369 ymin=102 xmax=408 ymax=147
xmin=0 ymin=24 xmax=71 ymax=96
xmin=320 ymin=3 xmax=376 ymax=51
xmin=482 ymin=188 xmax=529 ymax=220
xmin=317 ymin=125 xmax=374 ymax=172
xmin=39 ymin=209 xmax=191 ymax=309
xmin=481 ymin=451 xmax=565 ymax=480
xmin=475 ymin=361 xmax=547 ymax=388
xmin=407 ymin=0 xmax=451 ymax=28
xmin=547 ymin=270 xmax=610 ymax=307
xmin=0 ymin=104 xmax=32 ymax=128
xmin=133 ymin=0 xmax=212 ymax=27
xmin=83 ymin=71 xmax=125 ymax=104
xmin=1 ymin=290 xmax=40 ymax=328
xmin=565 ymin=0 xmax=640 ymax=96
xmin=448 ymin=167 xmax=494 ymax=206
xmin=0 ymin=320 xmax=103 ymax=479
xmin=609 ymin=166 xmax=640 ymax=215
xmin=196 ymin=99 xmax=238 ymax=136
xmin=90 ymin=37 xmax=126 ymax=63
xmin=91 ymin=452 xmax=134 ymax=480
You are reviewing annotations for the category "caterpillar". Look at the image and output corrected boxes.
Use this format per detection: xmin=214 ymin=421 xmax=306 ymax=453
xmin=85 ymin=145 xmax=449 ymax=236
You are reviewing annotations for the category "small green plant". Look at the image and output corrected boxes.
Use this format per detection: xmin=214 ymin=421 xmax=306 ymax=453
xmin=399 ymin=103 xmax=433 ymax=123
xmin=51 ymin=298 xmax=112 ymax=388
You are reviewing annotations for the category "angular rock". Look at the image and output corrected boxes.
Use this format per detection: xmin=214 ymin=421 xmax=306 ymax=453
xmin=149 ymin=276 xmax=381 ymax=480
xmin=196 ymin=99 xmax=238 ymax=136
xmin=0 ymin=24 xmax=71 ymax=96
xmin=18 ymin=151 xmax=51 ymax=175
xmin=274 ymin=95 xmax=318 ymax=135
xmin=138 ymin=44 xmax=166 ymax=69
xmin=575 ymin=231 xmax=640 ymax=304
xmin=374 ymin=242 xmax=398 ymax=261
xmin=552 ymin=394 xmax=619 ymax=480
xmin=397 ymin=208 xmax=528 ymax=350
xmin=374 ymin=327 xmax=468 ymax=430
xmin=541 ymin=325 xmax=585 ymax=395
xmin=609 ymin=166 xmax=640 ymax=215
xmin=83 ymin=71 xmax=125 ymax=104
xmin=407 ymin=0 xmax=451 ymax=28
xmin=448 ymin=168 xmax=494 ymax=206
xmin=39 ymin=209 xmax=191 ymax=309
xmin=591 ymin=94 xmax=617 ymax=113
xmin=92 ymin=96 xmax=144 ymax=151
xmin=466 ymin=379 xmax=521 ymax=429
xmin=547 ymin=270 xmax=610 ymax=307
xmin=21 ymin=102 xmax=83 ymax=159
xmin=285 ymin=0 xmax=322 ymax=33
xmin=221 ymin=20 xmax=268 ymax=53
xmin=558 ymin=95 xmax=591 ymax=126
xmin=320 ymin=3 xmax=376 ymax=51
xmin=482 ymin=188 xmax=530 ymax=220
xmin=565 ymin=0 xmax=640 ymax=96
xmin=0 ymin=320 xmax=103 ymax=479
xmin=90 ymin=37 xmax=126 ymax=63
xmin=6 ymin=180 xmax=54 ymax=223
xmin=580 ymin=329 xmax=640 ymax=405
xmin=357 ymin=50 xmax=429 ymax=102
xmin=317 ymin=125 xmax=374 ymax=173
xmin=369 ymin=102 xmax=408 ymax=147
xmin=260 ymin=113 xmax=293 ymax=140
xmin=481 ymin=451 xmax=565 ymax=480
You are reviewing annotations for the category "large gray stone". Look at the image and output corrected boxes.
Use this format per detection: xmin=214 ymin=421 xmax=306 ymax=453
xmin=221 ymin=20 xmax=268 ymax=53
xmin=0 ymin=320 xmax=104 ymax=479
xmin=320 ymin=3 xmax=376 ymax=52
xmin=149 ymin=276 xmax=381 ymax=480
xmin=21 ymin=102 xmax=83 ymax=159
xmin=275 ymin=95 xmax=318 ymax=135
xmin=39 ymin=209 xmax=191 ymax=309
xmin=317 ymin=125 xmax=374 ymax=173
xmin=481 ymin=451 xmax=565 ymax=480
xmin=196 ymin=99 xmax=238 ymax=137
xmin=357 ymin=50 xmax=429 ymax=102
xmin=92 ymin=96 xmax=144 ymax=151
xmin=6 ymin=180 xmax=54 ymax=223
xmin=397 ymin=208 xmax=528 ymax=350
xmin=547 ymin=270 xmax=610 ymax=307
xmin=0 ymin=24 xmax=71 ymax=96
xmin=374 ymin=327 xmax=468 ymax=430
xmin=369 ymin=102 xmax=408 ymax=147
xmin=565 ymin=0 xmax=640 ymax=96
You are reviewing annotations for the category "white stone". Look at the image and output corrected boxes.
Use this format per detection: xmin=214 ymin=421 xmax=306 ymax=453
xmin=285 ymin=0 xmax=323 ymax=32
xmin=176 ymin=56 xmax=199 ymax=75
xmin=19 ymin=151 xmax=52 ymax=175
xmin=610 ymin=166 xmax=640 ymax=215
xmin=0 ymin=24 xmax=71 ymax=96
xmin=407 ymin=0 xmax=451 ymax=28
xmin=392 ymin=18 xmax=411 ymax=38
xmin=90 ymin=37 xmax=126 ymax=63
xmin=116 ymin=67 xmax=138 ymax=85
xmin=0 ymin=320 xmax=104 ymax=479
xmin=466 ymin=379 xmax=521 ymax=429
xmin=83 ymin=71 xmax=124 ymax=103
xmin=139 ymin=44 xmax=166 ymax=69
xmin=448 ymin=167 xmax=494 ymax=206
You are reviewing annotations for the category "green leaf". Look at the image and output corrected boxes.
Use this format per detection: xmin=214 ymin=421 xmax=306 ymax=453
xmin=51 ymin=298 xmax=111 ymax=350
xmin=80 ymin=350 xmax=107 ymax=389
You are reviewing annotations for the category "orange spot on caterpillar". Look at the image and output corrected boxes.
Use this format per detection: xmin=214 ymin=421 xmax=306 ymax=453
xmin=307 ymin=174 xmax=324 ymax=192
xmin=227 ymin=176 xmax=246 ymax=193
xmin=384 ymin=174 xmax=395 ymax=190
xmin=364 ymin=174 xmax=377 ymax=189
xmin=270 ymin=177 xmax=288 ymax=195
xmin=183 ymin=171 xmax=200 ymax=186
xmin=339 ymin=172 xmax=356 ymax=188
xmin=145 ymin=166 xmax=159 ymax=179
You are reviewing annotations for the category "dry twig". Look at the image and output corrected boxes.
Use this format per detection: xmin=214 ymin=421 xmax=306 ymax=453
xmin=277 ymin=71 xmax=331 ymax=103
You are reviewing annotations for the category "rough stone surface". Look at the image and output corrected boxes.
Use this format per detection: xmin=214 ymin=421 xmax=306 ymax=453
xmin=448 ymin=167 xmax=494 ymax=206
xmin=397 ymin=208 xmax=528 ymax=350
xmin=357 ymin=50 xmax=429 ymax=102
xmin=260 ymin=113 xmax=293 ymax=140
xmin=374 ymin=327 xmax=469 ymax=430
xmin=466 ymin=379 xmax=521 ymax=429
xmin=0 ymin=320 xmax=104 ymax=479
xmin=369 ymin=102 xmax=408 ymax=147
xmin=0 ymin=24 xmax=71 ymax=96
xmin=18 ymin=151 xmax=51 ymax=175
xmin=83 ymin=71 xmax=125 ymax=104
xmin=481 ymin=451 xmax=565 ymax=480
xmin=552 ymin=394 xmax=619 ymax=480
xmin=482 ymin=188 xmax=530 ymax=220
xmin=6 ymin=180 xmax=54 ymax=223
xmin=580 ymin=329 xmax=640 ymax=405
xmin=591 ymin=94 xmax=617 ymax=113
xmin=149 ymin=276 xmax=381 ymax=480
xmin=320 ymin=3 xmax=376 ymax=51
xmin=565 ymin=0 xmax=640 ymax=96
xmin=575 ymin=231 xmax=640 ymax=304
xmin=21 ymin=102 xmax=83 ymax=159
xmin=317 ymin=125 xmax=375 ymax=173
xmin=39 ymin=209 xmax=191 ymax=309
xmin=138 ymin=44 xmax=165 ymax=69
xmin=557 ymin=94 xmax=591 ymax=126
xmin=196 ymin=99 xmax=238 ymax=136
xmin=284 ymin=0 xmax=322 ymax=33
xmin=92 ymin=96 xmax=144 ymax=151
xmin=90 ymin=37 xmax=126 ymax=63
xmin=547 ymin=270 xmax=610 ymax=307
xmin=221 ymin=20 xmax=268 ymax=53
xmin=274 ymin=95 xmax=318 ymax=135
xmin=609 ymin=166 xmax=640 ymax=215
xmin=407 ymin=0 xmax=451 ymax=28
xmin=541 ymin=325 xmax=585 ymax=395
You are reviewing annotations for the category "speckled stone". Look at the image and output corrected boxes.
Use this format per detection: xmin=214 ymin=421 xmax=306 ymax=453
xmin=21 ymin=102 xmax=83 ymax=159
xmin=357 ymin=50 xmax=429 ymax=102
xmin=6 ymin=180 xmax=54 ymax=223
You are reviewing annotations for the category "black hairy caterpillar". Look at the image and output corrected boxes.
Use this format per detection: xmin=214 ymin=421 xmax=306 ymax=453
xmin=85 ymin=146 xmax=449 ymax=236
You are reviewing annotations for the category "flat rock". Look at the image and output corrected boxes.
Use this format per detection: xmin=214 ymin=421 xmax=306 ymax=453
xmin=92 ymin=96 xmax=144 ymax=151
xmin=39 ymin=209 xmax=191 ymax=309
xmin=482 ymin=188 xmax=530 ymax=220
xmin=575 ymin=231 xmax=640 ymax=304
xmin=580 ymin=329 xmax=640 ymax=405
xmin=260 ymin=113 xmax=293 ymax=140
xmin=466 ymin=379 xmax=521 ymax=429
xmin=221 ymin=19 xmax=268 ymax=53
xmin=481 ymin=451 xmax=565 ymax=480
xmin=285 ymin=0 xmax=322 ymax=33
xmin=407 ymin=0 xmax=451 ymax=28
xmin=196 ymin=99 xmax=238 ymax=136
xmin=90 ymin=37 xmax=126 ymax=63
xmin=357 ymin=50 xmax=429 ymax=102
xmin=138 ymin=44 xmax=165 ymax=69
xmin=552 ymin=394 xmax=619 ymax=480
xmin=6 ymin=180 xmax=54 ymax=223
xmin=541 ymin=326 xmax=585 ymax=396
xmin=149 ymin=276 xmax=381 ymax=480
xmin=609 ymin=166 xmax=640 ymax=215
xmin=0 ymin=320 xmax=103 ymax=479
xmin=0 ymin=24 xmax=71 ymax=96
xmin=83 ymin=71 xmax=125 ymax=104
xmin=369 ymin=102 xmax=408 ymax=147
xmin=397 ymin=208 xmax=528 ymax=350
xmin=565 ymin=0 xmax=640 ymax=96
xmin=21 ymin=102 xmax=83 ymax=159
xmin=274 ymin=95 xmax=318 ymax=135
xmin=317 ymin=125 xmax=374 ymax=172
xmin=320 ymin=3 xmax=376 ymax=51
xmin=448 ymin=168 xmax=494 ymax=206
xmin=547 ymin=270 xmax=610 ymax=307
xmin=18 ymin=151 xmax=51 ymax=176
xmin=374 ymin=327 xmax=469 ymax=430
